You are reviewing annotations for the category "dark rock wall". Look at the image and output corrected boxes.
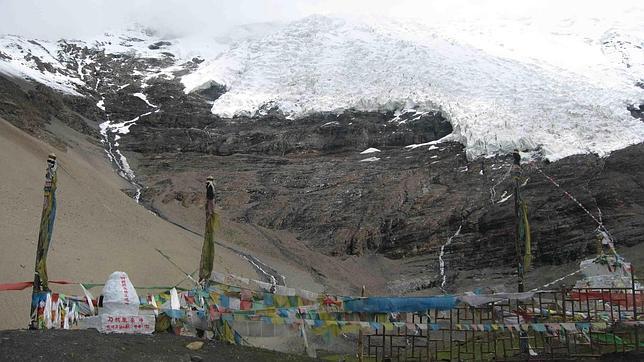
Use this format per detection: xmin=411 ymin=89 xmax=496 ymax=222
xmin=125 ymin=84 xmax=644 ymax=270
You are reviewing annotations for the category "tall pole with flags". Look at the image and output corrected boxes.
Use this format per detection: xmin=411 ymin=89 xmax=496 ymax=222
xmin=199 ymin=176 xmax=219 ymax=283
xmin=512 ymin=150 xmax=532 ymax=293
xmin=30 ymin=153 xmax=58 ymax=328
xmin=512 ymin=150 xmax=533 ymax=355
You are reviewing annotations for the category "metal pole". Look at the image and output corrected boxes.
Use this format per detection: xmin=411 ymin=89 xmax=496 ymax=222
xmin=426 ymin=311 xmax=432 ymax=361
xmin=382 ymin=323 xmax=386 ymax=361
xmin=632 ymin=266 xmax=639 ymax=352
xmin=358 ymin=285 xmax=365 ymax=362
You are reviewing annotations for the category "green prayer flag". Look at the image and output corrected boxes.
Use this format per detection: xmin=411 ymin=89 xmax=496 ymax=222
xmin=199 ymin=180 xmax=220 ymax=282
xmin=34 ymin=155 xmax=58 ymax=292
xmin=519 ymin=200 xmax=532 ymax=271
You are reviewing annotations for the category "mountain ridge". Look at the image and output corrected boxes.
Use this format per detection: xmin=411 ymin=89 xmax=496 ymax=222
xmin=2 ymin=14 xmax=643 ymax=161
xmin=0 ymin=15 xmax=643 ymax=302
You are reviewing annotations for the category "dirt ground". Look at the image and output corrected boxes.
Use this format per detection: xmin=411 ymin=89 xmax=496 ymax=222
xmin=0 ymin=329 xmax=316 ymax=361
xmin=0 ymin=117 xmax=260 ymax=329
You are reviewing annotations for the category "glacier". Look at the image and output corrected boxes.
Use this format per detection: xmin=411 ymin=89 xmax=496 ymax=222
xmin=1 ymin=14 xmax=643 ymax=162
xmin=182 ymin=15 xmax=644 ymax=161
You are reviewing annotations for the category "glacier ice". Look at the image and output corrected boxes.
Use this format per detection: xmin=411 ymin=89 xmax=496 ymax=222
xmin=182 ymin=15 xmax=644 ymax=161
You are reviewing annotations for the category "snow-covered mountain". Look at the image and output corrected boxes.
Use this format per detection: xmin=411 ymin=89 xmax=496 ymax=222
xmin=1 ymin=15 xmax=643 ymax=162
xmin=0 ymin=35 xmax=87 ymax=95
xmin=183 ymin=15 xmax=644 ymax=161
xmin=0 ymin=26 xmax=225 ymax=96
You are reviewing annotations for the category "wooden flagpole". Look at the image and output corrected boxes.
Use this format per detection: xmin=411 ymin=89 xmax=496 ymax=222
xmin=30 ymin=153 xmax=58 ymax=329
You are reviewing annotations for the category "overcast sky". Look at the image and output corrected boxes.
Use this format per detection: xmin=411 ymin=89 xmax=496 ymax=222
xmin=0 ymin=0 xmax=641 ymax=40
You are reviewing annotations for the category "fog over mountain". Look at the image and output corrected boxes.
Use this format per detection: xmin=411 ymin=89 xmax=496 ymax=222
xmin=1 ymin=0 xmax=641 ymax=40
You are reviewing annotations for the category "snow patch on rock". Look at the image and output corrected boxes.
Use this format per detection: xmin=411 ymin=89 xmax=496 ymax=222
xmin=360 ymin=147 xmax=381 ymax=154
xmin=360 ymin=157 xmax=380 ymax=162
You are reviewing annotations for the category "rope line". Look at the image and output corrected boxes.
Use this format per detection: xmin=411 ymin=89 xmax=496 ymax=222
xmin=532 ymin=166 xmax=616 ymax=249
xmin=522 ymin=163 xmax=628 ymax=290
xmin=529 ymin=268 xmax=584 ymax=292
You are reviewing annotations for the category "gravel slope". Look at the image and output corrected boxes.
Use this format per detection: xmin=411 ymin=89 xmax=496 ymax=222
xmin=0 ymin=117 xmax=256 ymax=329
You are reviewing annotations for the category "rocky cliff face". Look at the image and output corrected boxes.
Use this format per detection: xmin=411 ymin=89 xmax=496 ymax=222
xmin=1 ymin=32 xmax=643 ymax=294
xmin=126 ymin=101 xmax=644 ymax=292
xmin=115 ymin=74 xmax=644 ymax=295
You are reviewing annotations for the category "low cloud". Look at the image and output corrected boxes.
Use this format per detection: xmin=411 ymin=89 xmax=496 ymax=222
xmin=0 ymin=0 xmax=641 ymax=40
